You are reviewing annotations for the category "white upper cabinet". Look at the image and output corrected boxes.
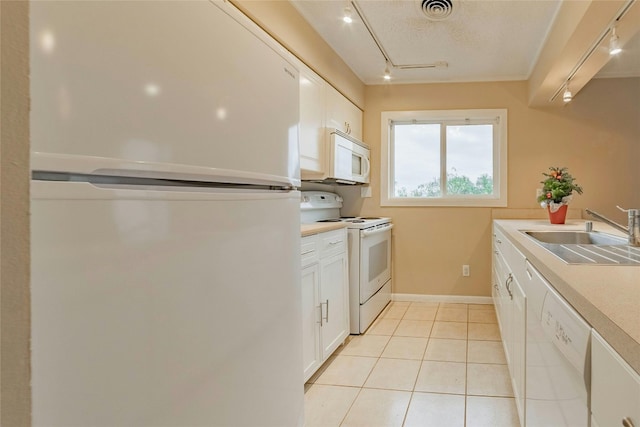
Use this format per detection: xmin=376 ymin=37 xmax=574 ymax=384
xmin=294 ymin=61 xmax=363 ymax=177
xmin=325 ymin=84 xmax=362 ymax=140
xmin=299 ymin=67 xmax=326 ymax=174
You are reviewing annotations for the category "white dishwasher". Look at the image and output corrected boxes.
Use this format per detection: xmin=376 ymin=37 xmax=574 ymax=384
xmin=524 ymin=260 xmax=592 ymax=427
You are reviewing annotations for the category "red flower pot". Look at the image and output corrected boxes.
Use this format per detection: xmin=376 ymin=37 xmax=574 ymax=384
xmin=548 ymin=204 xmax=568 ymax=224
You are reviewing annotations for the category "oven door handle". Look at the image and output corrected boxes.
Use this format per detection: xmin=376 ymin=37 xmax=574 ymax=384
xmin=361 ymin=224 xmax=393 ymax=237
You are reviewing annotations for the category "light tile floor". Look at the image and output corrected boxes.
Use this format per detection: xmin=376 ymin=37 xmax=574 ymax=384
xmin=304 ymin=301 xmax=520 ymax=427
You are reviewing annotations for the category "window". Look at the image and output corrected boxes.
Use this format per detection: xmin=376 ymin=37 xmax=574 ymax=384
xmin=381 ymin=109 xmax=507 ymax=207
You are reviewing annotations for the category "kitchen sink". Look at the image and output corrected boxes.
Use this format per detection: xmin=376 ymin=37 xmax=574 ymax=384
xmin=524 ymin=231 xmax=626 ymax=245
xmin=521 ymin=230 xmax=640 ymax=265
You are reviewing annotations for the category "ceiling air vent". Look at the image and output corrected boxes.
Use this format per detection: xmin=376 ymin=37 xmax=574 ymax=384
xmin=420 ymin=0 xmax=454 ymax=21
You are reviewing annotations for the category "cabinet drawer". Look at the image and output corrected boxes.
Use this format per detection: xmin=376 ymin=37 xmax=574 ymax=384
xmin=318 ymin=228 xmax=347 ymax=259
xmin=494 ymin=225 xmax=527 ymax=282
xmin=591 ymin=331 xmax=640 ymax=427
xmin=301 ymin=235 xmax=319 ymax=268
xmin=493 ymin=227 xmax=509 ymax=259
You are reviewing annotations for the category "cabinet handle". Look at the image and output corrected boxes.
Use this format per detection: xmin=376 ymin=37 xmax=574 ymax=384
xmin=318 ymin=304 xmax=323 ymax=327
xmin=321 ymin=299 xmax=329 ymax=323
xmin=622 ymin=417 xmax=634 ymax=427
xmin=505 ymin=274 xmax=513 ymax=299
xmin=328 ymin=240 xmax=342 ymax=245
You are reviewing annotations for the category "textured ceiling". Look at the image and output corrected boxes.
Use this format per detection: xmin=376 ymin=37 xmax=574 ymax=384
xmin=290 ymin=0 xmax=563 ymax=84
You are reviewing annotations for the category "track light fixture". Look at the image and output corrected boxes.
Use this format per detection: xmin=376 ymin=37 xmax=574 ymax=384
xmin=609 ymin=26 xmax=622 ymax=55
xmin=383 ymin=61 xmax=391 ymax=80
xmin=343 ymin=3 xmax=353 ymax=23
xmin=562 ymin=83 xmax=572 ymax=103
xmin=549 ymin=0 xmax=632 ymax=105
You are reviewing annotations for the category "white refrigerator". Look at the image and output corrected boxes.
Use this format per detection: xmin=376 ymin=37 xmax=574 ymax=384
xmin=30 ymin=1 xmax=304 ymax=426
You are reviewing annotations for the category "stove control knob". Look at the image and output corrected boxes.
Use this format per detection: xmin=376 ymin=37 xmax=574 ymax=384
xmin=336 ymin=196 xmax=343 ymax=202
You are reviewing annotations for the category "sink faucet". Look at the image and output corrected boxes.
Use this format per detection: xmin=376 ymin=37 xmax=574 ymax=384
xmin=585 ymin=206 xmax=640 ymax=247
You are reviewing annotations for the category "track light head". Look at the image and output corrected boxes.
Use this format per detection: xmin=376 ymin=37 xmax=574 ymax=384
xmin=383 ymin=62 xmax=391 ymax=81
xmin=609 ymin=27 xmax=621 ymax=55
xmin=562 ymin=84 xmax=572 ymax=103
xmin=343 ymin=5 xmax=353 ymax=23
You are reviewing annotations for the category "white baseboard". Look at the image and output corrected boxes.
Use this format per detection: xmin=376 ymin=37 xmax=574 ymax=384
xmin=392 ymin=293 xmax=493 ymax=305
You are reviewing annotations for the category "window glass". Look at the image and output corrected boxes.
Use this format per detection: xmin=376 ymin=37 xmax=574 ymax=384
xmin=446 ymin=124 xmax=493 ymax=195
xmin=393 ymin=123 xmax=440 ymax=198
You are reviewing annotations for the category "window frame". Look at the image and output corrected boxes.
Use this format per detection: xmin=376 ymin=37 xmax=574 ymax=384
xmin=381 ymin=109 xmax=508 ymax=207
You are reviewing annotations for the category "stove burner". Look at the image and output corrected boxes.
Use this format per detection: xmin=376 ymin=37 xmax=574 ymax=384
xmin=340 ymin=216 xmax=356 ymax=219
xmin=346 ymin=219 xmax=365 ymax=223
xmin=359 ymin=217 xmax=381 ymax=220
xmin=317 ymin=219 xmax=342 ymax=223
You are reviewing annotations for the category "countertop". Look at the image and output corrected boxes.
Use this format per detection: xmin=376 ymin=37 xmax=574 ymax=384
xmin=495 ymin=219 xmax=640 ymax=374
xmin=300 ymin=222 xmax=348 ymax=237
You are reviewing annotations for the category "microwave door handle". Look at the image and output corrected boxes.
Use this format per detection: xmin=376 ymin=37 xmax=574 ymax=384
xmin=362 ymin=154 xmax=371 ymax=179
xmin=361 ymin=224 xmax=394 ymax=237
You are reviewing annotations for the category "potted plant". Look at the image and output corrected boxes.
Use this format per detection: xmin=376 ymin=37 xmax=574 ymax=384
xmin=537 ymin=166 xmax=583 ymax=224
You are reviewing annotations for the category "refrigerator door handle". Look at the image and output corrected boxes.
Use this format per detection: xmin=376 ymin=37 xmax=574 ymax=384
xmin=32 ymin=152 xmax=298 ymax=188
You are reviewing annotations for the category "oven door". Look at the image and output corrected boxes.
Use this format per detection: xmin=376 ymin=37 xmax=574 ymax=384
xmin=359 ymin=224 xmax=393 ymax=303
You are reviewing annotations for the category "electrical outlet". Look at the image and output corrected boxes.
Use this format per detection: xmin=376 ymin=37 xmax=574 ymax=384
xmin=536 ymin=188 xmax=543 ymax=198
xmin=462 ymin=265 xmax=470 ymax=277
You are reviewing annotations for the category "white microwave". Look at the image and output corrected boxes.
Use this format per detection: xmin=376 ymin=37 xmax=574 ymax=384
xmin=326 ymin=129 xmax=370 ymax=185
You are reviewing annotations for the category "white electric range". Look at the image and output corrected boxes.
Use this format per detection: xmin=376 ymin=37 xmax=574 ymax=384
xmin=301 ymin=192 xmax=392 ymax=334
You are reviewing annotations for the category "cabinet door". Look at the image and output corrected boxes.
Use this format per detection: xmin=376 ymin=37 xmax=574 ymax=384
xmin=325 ymin=85 xmax=362 ymax=140
xmin=510 ymin=279 xmax=526 ymax=427
xmin=591 ymin=331 xmax=640 ymax=427
xmin=493 ymin=250 xmax=510 ymax=362
xmin=301 ymin=263 xmax=321 ymax=382
xmin=319 ymin=252 xmax=349 ymax=360
xmin=299 ymin=68 xmax=326 ymax=175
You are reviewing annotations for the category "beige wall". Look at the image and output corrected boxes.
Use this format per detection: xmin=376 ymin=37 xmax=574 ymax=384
xmin=359 ymin=78 xmax=639 ymax=297
xmin=0 ymin=0 xmax=31 ymax=425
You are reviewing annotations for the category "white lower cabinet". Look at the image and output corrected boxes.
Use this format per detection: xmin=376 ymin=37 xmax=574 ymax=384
xmin=319 ymin=252 xmax=349 ymax=360
xmin=301 ymin=228 xmax=349 ymax=382
xmin=301 ymin=262 xmax=321 ymax=381
xmin=591 ymin=330 xmax=640 ymax=427
xmin=493 ymin=225 xmax=527 ymax=427
xmin=510 ymin=279 xmax=526 ymax=423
